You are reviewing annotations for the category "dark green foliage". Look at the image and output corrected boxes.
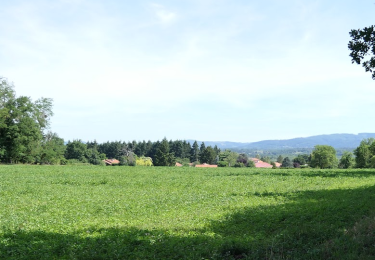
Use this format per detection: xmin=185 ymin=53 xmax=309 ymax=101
xmin=293 ymin=154 xmax=310 ymax=165
xmin=339 ymin=151 xmax=354 ymax=169
xmin=119 ymin=156 xmax=128 ymax=166
xmin=348 ymin=25 xmax=375 ymax=79
xmin=233 ymin=162 xmax=245 ymax=167
xmin=293 ymin=162 xmax=301 ymax=168
xmin=190 ymin=141 xmax=199 ymax=163
xmin=153 ymin=138 xmax=175 ymax=166
xmin=86 ymin=148 xmax=106 ymax=165
xmin=199 ymin=142 xmax=206 ymax=154
xmin=127 ymin=152 xmax=136 ymax=166
xmin=310 ymin=145 xmax=338 ymax=169
xmin=217 ymin=161 xmax=228 ymax=167
xmin=65 ymin=140 xmax=88 ymax=162
xmin=213 ymin=145 xmax=221 ymax=156
xmin=200 ymin=146 xmax=216 ymax=164
xmin=354 ymin=139 xmax=374 ymax=168
xmin=134 ymin=140 xmax=146 ymax=156
xmin=219 ymin=150 xmax=238 ymax=167
xmin=277 ymin=155 xmax=283 ymax=163
xmin=237 ymin=153 xmax=248 ymax=165
xmin=170 ymin=140 xmax=183 ymax=158
xmin=39 ymin=132 xmax=66 ymax=165
xmin=0 ymin=78 xmax=53 ymax=163
xmin=198 ymin=142 xmax=206 ymax=163
xmin=281 ymin=157 xmax=293 ymax=168
xmin=271 ymin=161 xmax=277 ymax=168
xmin=247 ymin=160 xmax=255 ymax=167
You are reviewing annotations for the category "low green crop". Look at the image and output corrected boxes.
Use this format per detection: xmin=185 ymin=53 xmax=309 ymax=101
xmin=1 ymin=165 xmax=375 ymax=259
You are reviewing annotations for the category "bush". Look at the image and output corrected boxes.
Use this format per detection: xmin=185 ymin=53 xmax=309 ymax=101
xmin=234 ymin=162 xmax=245 ymax=168
xmin=217 ymin=161 xmax=228 ymax=167
xmin=293 ymin=162 xmax=301 ymax=168
xmin=60 ymin=158 xmax=68 ymax=165
xmin=136 ymin=157 xmax=153 ymax=166
xmin=271 ymin=162 xmax=277 ymax=169
xmin=247 ymin=160 xmax=255 ymax=168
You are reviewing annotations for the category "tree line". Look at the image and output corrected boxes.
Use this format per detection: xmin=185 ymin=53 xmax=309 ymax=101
xmin=64 ymin=138 xmax=257 ymax=167
xmin=1 ymin=77 xmax=375 ymax=169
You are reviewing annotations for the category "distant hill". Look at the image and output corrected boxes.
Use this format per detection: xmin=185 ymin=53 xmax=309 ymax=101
xmin=189 ymin=133 xmax=375 ymax=150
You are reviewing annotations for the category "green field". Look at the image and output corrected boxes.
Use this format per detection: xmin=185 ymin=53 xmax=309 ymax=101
xmin=1 ymin=166 xmax=375 ymax=259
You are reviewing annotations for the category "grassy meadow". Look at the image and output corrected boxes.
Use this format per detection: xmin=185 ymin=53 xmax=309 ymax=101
xmin=1 ymin=165 xmax=375 ymax=259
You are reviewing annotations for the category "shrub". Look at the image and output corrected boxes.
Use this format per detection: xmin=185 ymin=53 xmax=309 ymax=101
xmin=136 ymin=157 xmax=153 ymax=166
xmin=293 ymin=162 xmax=301 ymax=168
xmin=217 ymin=161 xmax=228 ymax=167
xmin=234 ymin=162 xmax=245 ymax=168
xmin=247 ymin=160 xmax=256 ymax=168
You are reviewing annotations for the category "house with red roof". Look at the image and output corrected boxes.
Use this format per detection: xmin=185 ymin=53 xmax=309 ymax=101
xmin=195 ymin=163 xmax=218 ymax=168
xmin=250 ymin=158 xmax=273 ymax=168
xmin=103 ymin=159 xmax=120 ymax=165
xmin=274 ymin=162 xmax=282 ymax=168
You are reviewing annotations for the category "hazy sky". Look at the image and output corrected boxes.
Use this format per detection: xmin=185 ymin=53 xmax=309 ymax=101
xmin=1 ymin=0 xmax=374 ymax=143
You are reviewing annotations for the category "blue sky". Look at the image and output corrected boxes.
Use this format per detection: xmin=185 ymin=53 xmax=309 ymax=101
xmin=1 ymin=0 xmax=374 ymax=143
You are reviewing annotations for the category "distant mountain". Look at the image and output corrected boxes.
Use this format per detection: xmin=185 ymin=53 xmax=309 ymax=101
xmin=189 ymin=133 xmax=375 ymax=150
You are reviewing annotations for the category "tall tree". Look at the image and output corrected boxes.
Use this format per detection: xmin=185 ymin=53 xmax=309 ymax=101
xmin=354 ymin=138 xmax=374 ymax=168
xmin=199 ymin=142 xmax=206 ymax=163
xmin=0 ymin=78 xmax=53 ymax=163
xmin=153 ymin=138 xmax=175 ymax=166
xmin=310 ymin=145 xmax=337 ymax=169
xmin=348 ymin=25 xmax=375 ymax=79
xmin=200 ymin=146 xmax=216 ymax=164
xmin=39 ymin=132 xmax=66 ymax=165
xmin=171 ymin=140 xmax=183 ymax=158
xmin=182 ymin=141 xmax=191 ymax=159
xmin=281 ymin=157 xmax=293 ymax=168
xmin=219 ymin=150 xmax=238 ymax=167
xmin=190 ymin=141 xmax=199 ymax=162
xmin=293 ymin=154 xmax=310 ymax=165
xmin=237 ymin=153 xmax=248 ymax=165
xmin=338 ymin=151 xmax=354 ymax=169
xmin=65 ymin=140 xmax=88 ymax=162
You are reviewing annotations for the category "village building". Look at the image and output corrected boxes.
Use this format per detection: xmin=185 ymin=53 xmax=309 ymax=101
xmin=103 ymin=159 xmax=120 ymax=165
xmin=250 ymin=158 xmax=279 ymax=168
xmin=195 ymin=163 xmax=218 ymax=168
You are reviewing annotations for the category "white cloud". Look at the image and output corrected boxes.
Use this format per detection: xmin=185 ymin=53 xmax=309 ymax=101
xmin=150 ymin=3 xmax=177 ymax=24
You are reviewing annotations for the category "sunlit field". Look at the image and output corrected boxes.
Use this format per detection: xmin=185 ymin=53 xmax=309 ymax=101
xmin=1 ymin=165 xmax=375 ymax=259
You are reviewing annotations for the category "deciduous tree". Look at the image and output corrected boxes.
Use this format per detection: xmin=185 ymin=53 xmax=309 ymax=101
xmin=338 ymin=151 xmax=354 ymax=169
xmin=0 ymin=78 xmax=53 ymax=163
xmin=310 ymin=145 xmax=337 ymax=169
xmin=354 ymin=138 xmax=374 ymax=168
xmin=348 ymin=25 xmax=375 ymax=79
xmin=200 ymin=146 xmax=216 ymax=164
xmin=281 ymin=157 xmax=293 ymax=168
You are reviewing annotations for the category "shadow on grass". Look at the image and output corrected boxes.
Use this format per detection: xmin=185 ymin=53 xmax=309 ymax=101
xmin=2 ymin=186 xmax=375 ymax=259
xmin=298 ymin=169 xmax=375 ymax=178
